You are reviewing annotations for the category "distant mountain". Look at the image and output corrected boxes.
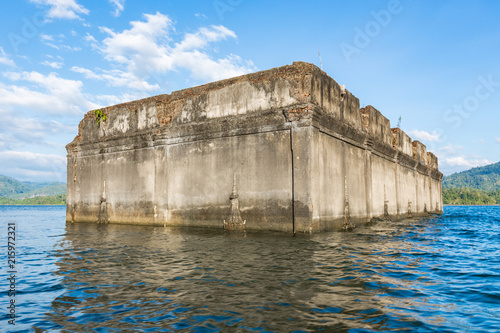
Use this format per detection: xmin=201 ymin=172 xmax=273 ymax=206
xmin=442 ymin=161 xmax=500 ymax=191
xmin=0 ymin=175 xmax=66 ymax=199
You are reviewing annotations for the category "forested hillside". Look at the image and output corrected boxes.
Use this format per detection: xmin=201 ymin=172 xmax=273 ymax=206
xmin=443 ymin=161 xmax=500 ymax=191
xmin=442 ymin=162 xmax=500 ymax=204
xmin=0 ymin=175 xmax=66 ymax=205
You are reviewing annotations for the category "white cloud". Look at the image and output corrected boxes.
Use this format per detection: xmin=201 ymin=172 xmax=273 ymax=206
xmin=0 ymin=150 xmax=66 ymax=182
xmin=1 ymin=71 xmax=96 ymax=115
xmin=99 ymin=12 xmax=174 ymax=71
xmin=496 ymin=138 xmax=500 ymax=144
xmin=444 ymin=156 xmax=491 ymax=169
xmin=408 ymin=129 xmax=440 ymax=142
xmin=84 ymin=33 xmax=100 ymax=50
xmin=195 ymin=13 xmax=208 ymax=19
xmin=0 ymin=47 xmax=15 ymax=67
xmin=71 ymin=66 xmax=158 ymax=91
xmin=40 ymin=34 xmax=82 ymax=51
xmin=40 ymin=33 xmax=54 ymax=41
xmin=90 ymin=12 xmax=255 ymax=87
xmin=94 ymin=92 xmax=149 ymax=107
xmin=30 ymin=0 xmax=89 ymax=20
xmin=0 ymin=115 xmax=74 ymax=150
xmin=0 ymin=113 xmax=74 ymax=182
xmin=437 ymin=144 xmax=464 ymax=154
xmin=109 ymin=0 xmax=125 ymax=17
xmin=175 ymin=25 xmax=236 ymax=52
xmin=41 ymin=60 xmax=63 ymax=69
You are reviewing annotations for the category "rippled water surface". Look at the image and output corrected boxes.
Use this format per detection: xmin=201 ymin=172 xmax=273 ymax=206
xmin=1 ymin=205 xmax=499 ymax=332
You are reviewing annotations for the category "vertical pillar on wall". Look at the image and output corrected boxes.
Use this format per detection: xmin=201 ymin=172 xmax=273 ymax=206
xmin=384 ymin=185 xmax=389 ymax=219
xmin=153 ymin=145 xmax=168 ymax=227
xmin=223 ymin=173 xmax=245 ymax=231
xmin=394 ymin=153 xmax=400 ymax=218
xmin=428 ymin=174 xmax=433 ymax=213
xmin=290 ymin=127 xmax=295 ymax=233
xmin=71 ymin=158 xmax=77 ymax=223
xmin=152 ymin=139 xmax=156 ymax=226
xmin=407 ymin=200 xmax=412 ymax=218
xmin=414 ymin=180 xmax=417 ymax=217
xmin=98 ymin=180 xmax=108 ymax=224
xmin=439 ymin=181 xmax=443 ymax=214
xmin=343 ymin=176 xmax=355 ymax=230
xmin=290 ymin=126 xmax=313 ymax=233
xmin=364 ymin=137 xmax=373 ymax=220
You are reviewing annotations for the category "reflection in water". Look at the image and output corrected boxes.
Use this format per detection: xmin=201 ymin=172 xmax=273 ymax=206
xmin=7 ymin=205 xmax=496 ymax=332
xmin=47 ymin=224 xmax=323 ymax=331
xmin=33 ymin=222 xmax=442 ymax=331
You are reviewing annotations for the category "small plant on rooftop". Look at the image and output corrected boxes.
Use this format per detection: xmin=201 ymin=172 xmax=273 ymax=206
xmin=94 ymin=109 xmax=107 ymax=126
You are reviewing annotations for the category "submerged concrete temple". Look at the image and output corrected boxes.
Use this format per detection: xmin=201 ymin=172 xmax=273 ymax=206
xmin=66 ymin=62 xmax=443 ymax=233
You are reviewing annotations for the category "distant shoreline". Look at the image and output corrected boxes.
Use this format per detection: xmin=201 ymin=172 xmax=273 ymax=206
xmin=443 ymin=204 xmax=499 ymax=206
xmin=0 ymin=194 xmax=66 ymax=205
xmin=0 ymin=204 xmax=65 ymax=206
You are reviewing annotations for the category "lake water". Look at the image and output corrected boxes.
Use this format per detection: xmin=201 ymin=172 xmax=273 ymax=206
xmin=1 ymin=205 xmax=499 ymax=332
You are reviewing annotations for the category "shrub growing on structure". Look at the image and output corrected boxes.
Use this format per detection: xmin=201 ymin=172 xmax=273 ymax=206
xmin=94 ymin=109 xmax=107 ymax=125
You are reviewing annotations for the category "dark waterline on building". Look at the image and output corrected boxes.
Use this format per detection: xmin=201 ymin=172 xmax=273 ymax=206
xmin=1 ymin=205 xmax=499 ymax=332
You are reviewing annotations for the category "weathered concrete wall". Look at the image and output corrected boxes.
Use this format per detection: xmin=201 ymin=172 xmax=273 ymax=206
xmin=67 ymin=62 xmax=442 ymax=232
xmin=166 ymin=131 xmax=294 ymax=231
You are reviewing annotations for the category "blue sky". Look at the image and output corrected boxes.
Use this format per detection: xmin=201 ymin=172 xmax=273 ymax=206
xmin=0 ymin=0 xmax=499 ymax=182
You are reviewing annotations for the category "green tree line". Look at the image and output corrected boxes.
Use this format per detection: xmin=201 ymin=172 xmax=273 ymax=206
xmin=0 ymin=194 xmax=66 ymax=205
xmin=443 ymin=188 xmax=500 ymax=205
